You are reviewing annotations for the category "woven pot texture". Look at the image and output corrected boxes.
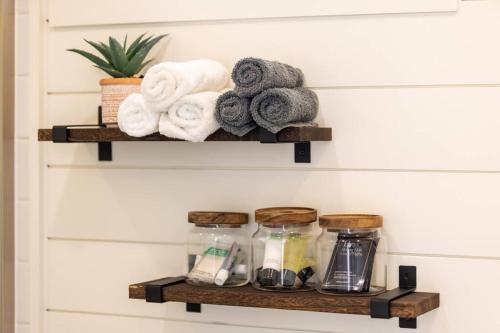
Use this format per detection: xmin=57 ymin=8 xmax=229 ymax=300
xmin=100 ymin=77 xmax=142 ymax=127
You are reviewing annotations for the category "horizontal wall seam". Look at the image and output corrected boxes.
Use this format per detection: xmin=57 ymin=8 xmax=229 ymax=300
xmin=47 ymin=8 xmax=457 ymax=30
xmin=45 ymin=82 xmax=500 ymax=95
xmin=45 ymin=164 xmax=500 ymax=175
xmin=45 ymin=308 xmax=342 ymax=333
xmin=47 ymin=237 xmax=184 ymax=246
xmin=47 ymin=237 xmax=500 ymax=262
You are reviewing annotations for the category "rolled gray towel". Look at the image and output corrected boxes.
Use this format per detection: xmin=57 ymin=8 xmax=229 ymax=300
xmin=250 ymin=88 xmax=318 ymax=133
xmin=232 ymin=58 xmax=304 ymax=97
xmin=215 ymin=91 xmax=257 ymax=136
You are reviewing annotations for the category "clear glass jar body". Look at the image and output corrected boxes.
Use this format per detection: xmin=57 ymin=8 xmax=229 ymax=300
xmin=187 ymin=224 xmax=250 ymax=287
xmin=316 ymin=228 xmax=387 ymax=295
xmin=252 ymin=224 xmax=316 ymax=291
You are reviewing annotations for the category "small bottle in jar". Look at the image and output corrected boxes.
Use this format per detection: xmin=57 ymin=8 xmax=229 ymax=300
xmin=252 ymin=207 xmax=317 ymax=291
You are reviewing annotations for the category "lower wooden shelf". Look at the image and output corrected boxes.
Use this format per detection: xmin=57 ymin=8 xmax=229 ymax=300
xmin=129 ymin=279 xmax=439 ymax=319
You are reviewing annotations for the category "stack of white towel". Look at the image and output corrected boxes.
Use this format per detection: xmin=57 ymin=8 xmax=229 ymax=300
xmin=117 ymin=59 xmax=229 ymax=142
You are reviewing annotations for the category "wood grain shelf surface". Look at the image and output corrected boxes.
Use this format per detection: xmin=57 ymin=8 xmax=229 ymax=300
xmin=129 ymin=281 xmax=439 ymax=319
xmin=38 ymin=127 xmax=332 ymax=143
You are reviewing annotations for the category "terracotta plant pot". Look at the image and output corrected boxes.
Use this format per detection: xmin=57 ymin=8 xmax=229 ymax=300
xmin=99 ymin=77 xmax=142 ymax=127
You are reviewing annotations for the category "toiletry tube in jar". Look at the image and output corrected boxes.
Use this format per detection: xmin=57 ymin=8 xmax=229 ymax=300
xmin=215 ymin=242 xmax=240 ymax=286
xmin=258 ymin=233 xmax=284 ymax=286
xmin=232 ymin=252 xmax=247 ymax=276
xmin=187 ymin=211 xmax=251 ymax=287
xmin=188 ymin=254 xmax=202 ymax=271
xmin=188 ymin=242 xmax=232 ymax=284
xmin=316 ymin=214 xmax=386 ymax=295
xmin=253 ymin=207 xmax=318 ymax=291
xmin=322 ymin=230 xmax=379 ymax=292
xmin=281 ymin=233 xmax=307 ymax=287
xmin=296 ymin=242 xmax=316 ymax=285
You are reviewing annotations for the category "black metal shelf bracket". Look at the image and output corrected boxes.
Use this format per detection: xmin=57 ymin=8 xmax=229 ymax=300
xmin=258 ymin=128 xmax=311 ymax=163
xmin=370 ymin=266 xmax=417 ymax=329
xmin=144 ymin=276 xmax=201 ymax=313
xmin=294 ymin=142 xmax=311 ymax=163
xmin=97 ymin=107 xmax=112 ymax=161
xmin=51 ymin=107 xmax=112 ymax=162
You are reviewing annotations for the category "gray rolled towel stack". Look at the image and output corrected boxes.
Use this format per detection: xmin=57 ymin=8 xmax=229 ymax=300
xmin=232 ymin=58 xmax=304 ymax=97
xmin=215 ymin=91 xmax=256 ymax=136
xmin=216 ymin=57 xmax=318 ymax=135
xmin=250 ymin=88 xmax=318 ymax=133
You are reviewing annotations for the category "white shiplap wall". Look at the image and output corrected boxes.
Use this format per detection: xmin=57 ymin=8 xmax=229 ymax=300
xmin=32 ymin=0 xmax=500 ymax=332
xmin=15 ymin=0 xmax=31 ymax=333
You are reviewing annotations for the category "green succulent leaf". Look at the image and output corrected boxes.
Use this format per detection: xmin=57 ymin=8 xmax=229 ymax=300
xmin=145 ymin=34 xmax=168 ymax=49
xmin=123 ymin=45 xmax=153 ymax=75
xmin=109 ymin=36 xmax=128 ymax=71
xmin=69 ymin=33 xmax=167 ymax=78
xmin=125 ymin=34 xmax=168 ymax=74
xmin=123 ymin=55 xmax=153 ymax=77
xmin=84 ymin=39 xmax=113 ymax=65
xmin=127 ymin=35 xmax=153 ymax=60
xmin=136 ymin=59 xmax=154 ymax=74
xmin=94 ymin=65 xmax=127 ymax=78
xmin=125 ymin=33 xmax=147 ymax=59
xmin=67 ymin=48 xmax=109 ymax=68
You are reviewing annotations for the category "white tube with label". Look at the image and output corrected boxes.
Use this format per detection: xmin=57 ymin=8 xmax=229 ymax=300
xmin=263 ymin=234 xmax=283 ymax=270
xmin=214 ymin=242 xmax=239 ymax=286
xmin=258 ymin=233 xmax=284 ymax=286
xmin=188 ymin=242 xmax=232 ymax=284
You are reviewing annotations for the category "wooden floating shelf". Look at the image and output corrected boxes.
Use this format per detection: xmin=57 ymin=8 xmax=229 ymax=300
xmin=129 ymin=280 xmax=439 ymax=320
xmin=38 ymin=127 xmax=332 ymax=143
xmin=38 ymin=126 xmax=332 ymax=163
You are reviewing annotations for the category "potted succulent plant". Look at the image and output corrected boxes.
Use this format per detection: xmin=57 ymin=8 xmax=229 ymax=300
xmin=68 ymin=33 xmax=167 ymax=126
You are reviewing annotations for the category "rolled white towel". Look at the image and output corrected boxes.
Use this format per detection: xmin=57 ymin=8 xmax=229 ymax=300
xmin=141 ymin=59 xmax=229 ymax=113
xmin=159 ymin=91 xmax=222 ymax=142
xmin=117 ymin=93 xmax=160 ymax=137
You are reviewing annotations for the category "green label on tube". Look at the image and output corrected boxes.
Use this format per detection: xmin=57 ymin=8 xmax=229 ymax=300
xmin=270 ymin=233 xmax=283 ymax=240
xmin=204 ymin=247 xmax=230 ymax=257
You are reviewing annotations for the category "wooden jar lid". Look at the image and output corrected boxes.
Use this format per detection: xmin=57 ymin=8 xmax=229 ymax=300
xmin=188 ymin=211 xmax=249 ymax=225
xmin=319 ymin=214 xmax=383 ymax=229
xmin=255 ymin=207 xmax=317 ymax=225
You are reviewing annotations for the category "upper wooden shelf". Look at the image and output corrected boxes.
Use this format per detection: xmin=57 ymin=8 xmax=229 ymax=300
xmin=38 ymin=127 xmax=332 ymax=143
xmin=38 ymin=126 xmax=332 ymax=162
xmin=129 ymin=279 xmax=439 ymax=320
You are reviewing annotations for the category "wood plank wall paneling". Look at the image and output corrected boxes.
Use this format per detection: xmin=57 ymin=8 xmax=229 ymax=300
xmin=46 ymin=1 xmax=496 ymax=93
xmin=46 ymin=168 xmax=500 ymax=258
xmin=46 ymin=311 xmax=316 ymax=333
xmin=47 ymin=0 xmax=458 ymax=28
xmin=39 ymin=0 xmax=500 ymax=332
xmin=44 ymin=88 xmax=500 ymax=170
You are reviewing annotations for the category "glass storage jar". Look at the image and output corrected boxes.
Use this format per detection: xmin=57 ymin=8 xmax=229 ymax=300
xmin=186 ymin=211 xmax=250 ymax=287
xmin=252 ymin=207 xmax=317 ymax=291
xmin=316 ymin=214 xmax=387 ymax=295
